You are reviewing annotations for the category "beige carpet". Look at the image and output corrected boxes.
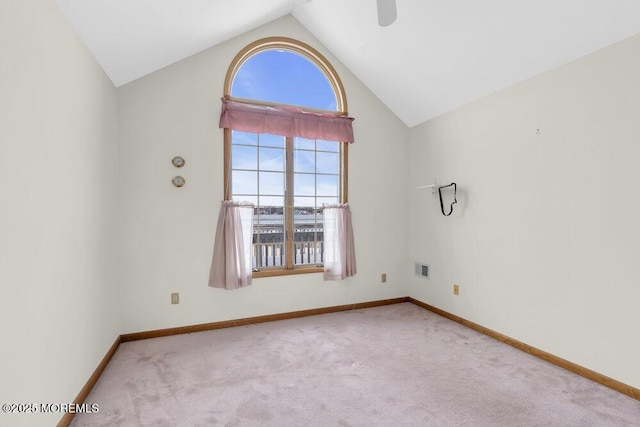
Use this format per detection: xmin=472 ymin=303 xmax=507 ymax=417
xmin=71 ymin=303 xmax=640 ymax=426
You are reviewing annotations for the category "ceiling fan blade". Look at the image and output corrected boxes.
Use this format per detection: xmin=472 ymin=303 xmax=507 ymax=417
xmin=377 ymin=0 xmax=397 ymax=27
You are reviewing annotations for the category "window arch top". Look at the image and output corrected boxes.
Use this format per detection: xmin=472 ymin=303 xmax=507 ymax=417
xmin=224 ymin=37 xmax=348 ymax=114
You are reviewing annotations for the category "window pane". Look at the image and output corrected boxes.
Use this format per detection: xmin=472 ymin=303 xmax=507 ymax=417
xmin=294 ymin=150 xmax=315 ymax=173
xmin=293 ymin=204 xmax=321 ymax=266
xmin=232 ymin=195 xmax=257 ymax=205
xmin=254 ymin=203 xmax=285 ymax=269
xmin=293 ymin=240 xmax=322 ymax=265
xmin=257 ymin=198 xmax=283 ymax=212
xmin=258 ymin=196 xmax=284 ymax=208
xmin=232 ymin=145 xmax=257 ymax=170
xmin=294 ymin=173 xmax=315 ymax=196
xmin=317 ymin=197 xmax=339 ymax=207
xmin=232 ymin=170 xmax=257 ymax=195
xmin=316 ymin=139 xmax=340 ymax=152
xmin=232 ymin=131 xmax=258 ymax=145
xmin=316 ymin=152 xmax=339 ymax=174
xmin=316 ymin=174 xmax=339 ymax=197
xmin=259 ymin=147 xmax=284 ymax=172
xmin=294 ymin=138 xmax=315 ymax=150
xmin=294 ymin=196 xmax=317 ymax=209
xmin=259 ymin=171 xmax=284 ymax=195
xmin=259 ymin=133 xmax=285 ymax=148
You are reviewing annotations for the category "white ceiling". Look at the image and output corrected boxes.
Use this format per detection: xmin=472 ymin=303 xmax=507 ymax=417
xmin=54 ymin=0 xmax=640 ymax=127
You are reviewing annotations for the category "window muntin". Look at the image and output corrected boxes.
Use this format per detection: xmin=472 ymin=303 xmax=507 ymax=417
xmin=224 ymin=38 xmax=348 ymax=277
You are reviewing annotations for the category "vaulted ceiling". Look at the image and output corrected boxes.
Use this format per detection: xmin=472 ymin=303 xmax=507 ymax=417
xmin=54 ymin=0 xmax=640 ymax=127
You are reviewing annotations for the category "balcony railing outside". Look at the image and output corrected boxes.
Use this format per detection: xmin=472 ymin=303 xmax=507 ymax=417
xmin=253 ymin=241 xmax=323 ymax=269
xmin=251 ymin=211 xmax=325 ymax=270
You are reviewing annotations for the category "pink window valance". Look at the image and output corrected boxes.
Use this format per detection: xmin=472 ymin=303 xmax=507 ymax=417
xmin=219 ymin=98 xmax=355 ymax=143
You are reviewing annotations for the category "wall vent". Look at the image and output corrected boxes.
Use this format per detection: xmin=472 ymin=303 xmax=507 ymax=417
xmin=415 ymin=262 xmax=430 ymax=279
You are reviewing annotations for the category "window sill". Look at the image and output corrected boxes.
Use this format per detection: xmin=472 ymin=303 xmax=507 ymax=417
xmin=253 ymin=267 xmax=323 ymax=278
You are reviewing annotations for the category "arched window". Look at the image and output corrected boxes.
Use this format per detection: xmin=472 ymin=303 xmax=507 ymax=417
xmin=222 ymin=37 xmax=351 ymax=277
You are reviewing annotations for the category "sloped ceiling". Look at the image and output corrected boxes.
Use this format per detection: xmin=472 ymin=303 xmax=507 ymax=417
xmin=54 ymin=0 xmax=640 ymax=127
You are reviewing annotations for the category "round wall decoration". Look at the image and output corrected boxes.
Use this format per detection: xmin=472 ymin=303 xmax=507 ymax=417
xmin=172 ymin=156 xmax=185 ymax=168
xmin=172 ymin=176 xmax=185 ymax=187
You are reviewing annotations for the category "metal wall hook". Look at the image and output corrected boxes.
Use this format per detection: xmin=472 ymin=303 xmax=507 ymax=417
xmin=438 ymin=183 xmax=457 ymax=216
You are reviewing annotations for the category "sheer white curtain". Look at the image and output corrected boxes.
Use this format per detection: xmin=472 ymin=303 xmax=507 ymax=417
xmin=208 ymin=201 xmax=254 ymax=290
xmin=323 ymin=204 xmax=357 ymax=281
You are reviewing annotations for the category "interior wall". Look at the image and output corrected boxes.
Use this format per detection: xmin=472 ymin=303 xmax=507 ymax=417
xmin=117 ymin=15 xmax=410 ymax=333
xmin=0 ymin=1 xmax=120 ymax=425
xmin=408 ymin=33 xmax=640 ymax=389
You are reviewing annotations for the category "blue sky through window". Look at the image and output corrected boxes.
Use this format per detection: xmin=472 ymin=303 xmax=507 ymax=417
xmin=232 ymin=50 xmax=337 ymax=111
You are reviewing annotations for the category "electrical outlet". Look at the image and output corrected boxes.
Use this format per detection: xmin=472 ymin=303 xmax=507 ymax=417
xmin=381 ymin=273 xmax=387 ymax=283
xmin=453 ymin=284 xmax=459 ymax=296
xmin=171 ymin=292 xmax=179 ymax=304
